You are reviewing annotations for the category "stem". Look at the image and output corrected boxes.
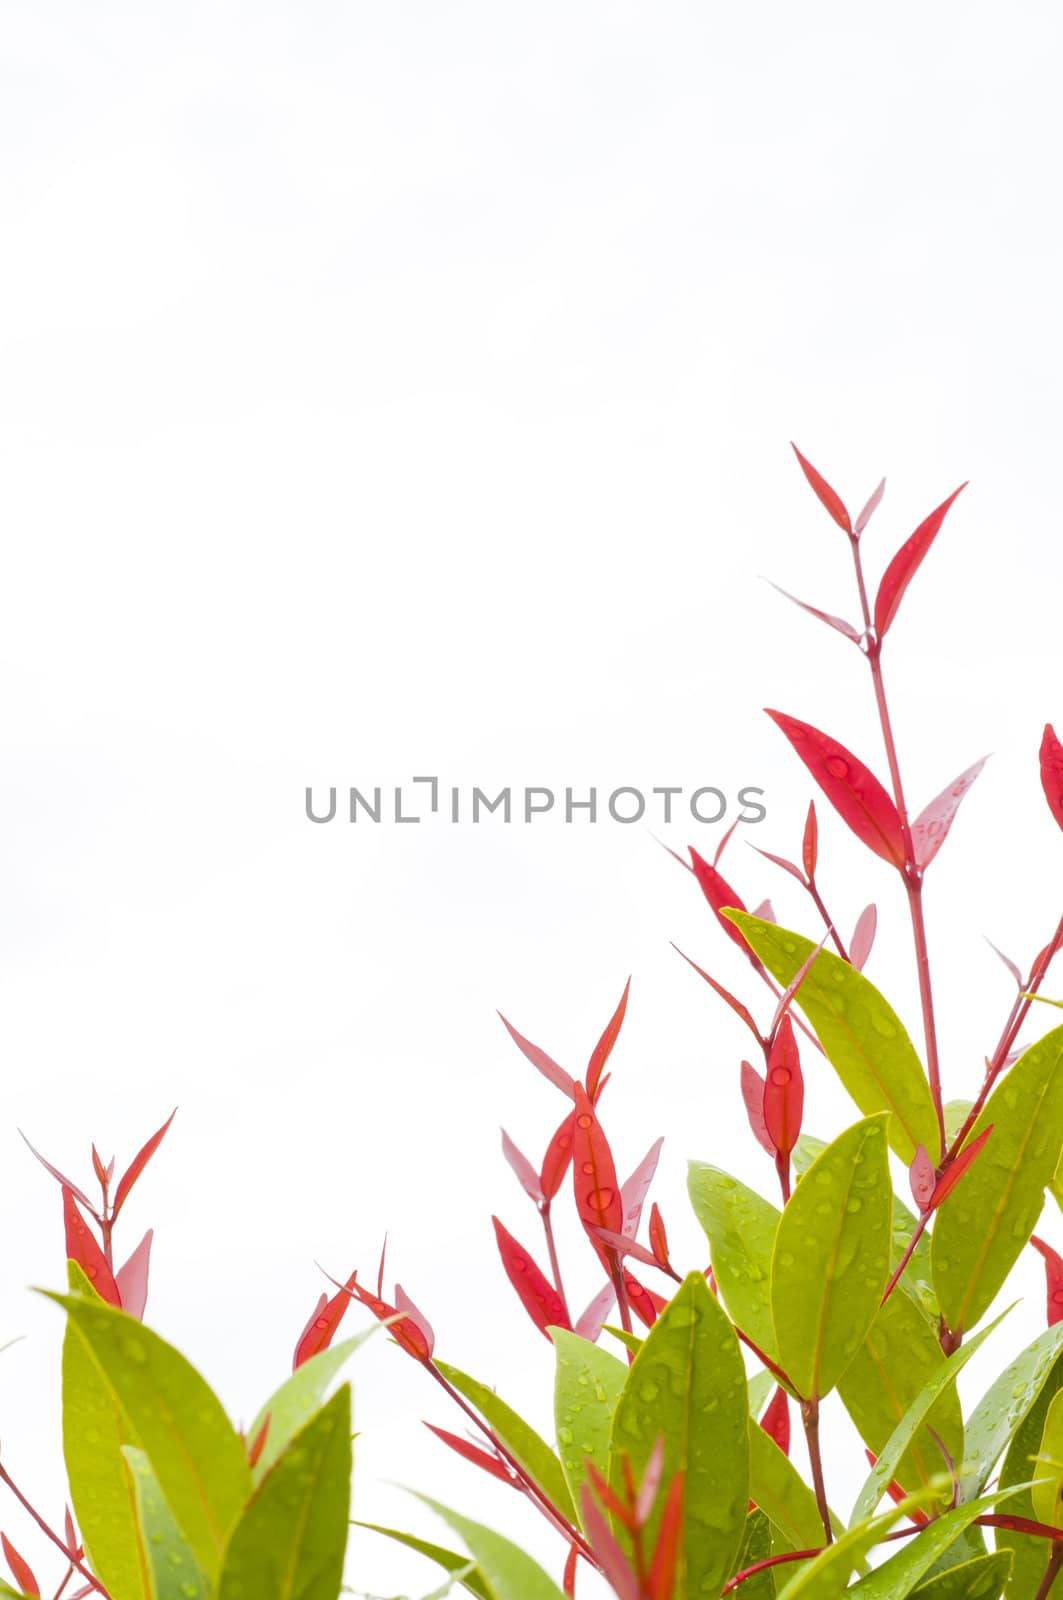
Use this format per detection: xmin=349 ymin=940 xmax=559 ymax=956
xmin=849 ymin=536 xmax=946 ymax=1158
xmin=806 ymin=880 xmax=850 ymax=961
xmin=734 ymin=1327 xmax=797 ymax=1392
xmin=1035 ymin=1545 xmax=1063 ymax=1600
xmin=721 ymin=1546 xmax=824 ymax=1592
xmin=0 ymin=1467 xmax=109 ymax=1598
xmin=540 ymin=1203 xmax=570 ymax=1325
xmin=881 ymin=1211 xmax=930 ymax=1306
xmin=801 ymin=1398 xmax=833 ymax=1544
xmin=775 ymin=1150 xmax=792 ymax=1205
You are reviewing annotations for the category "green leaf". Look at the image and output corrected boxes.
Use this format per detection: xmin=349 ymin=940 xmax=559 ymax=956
xmin=603 ymin=1325 xmax=644 ymax=1356
xmin=748 ymin=1369 xmax=776 ymax=1419
xmin=610 ymin=1271 xmax=749 ymax=1598
xmin=550 ymin=1329 xmax=627 ymax=1516
xmin=837 ymin=1285 xmax=963 ymax=1501
xmin=961 ymin=1322 xmax=1063 ymax=1501
xmin=770 ymin=1116 xmax=892 ymax=1400
xmin=943 ymin=1101 xmax=974 ymax=1145
xmin=46 ymin=1288 xmax=251 ymax=1582
xmin=61 ymin=1267 xmax=150 ymax=1600
xmin=732 ymin=1508 xmax=777 ymax=1599
xmin=216 ymin=1386 xmax=351 ymax=1600
xmin=723 ymin=912 xmax=939 ymax=1162
xmin=353 ymin=1524 xmax=491 ymax=1599
xmin=414 ymin=1496 xmax=567 ymax=1600
xmin=688 ymin=1162 xmax=780 ymax=1358
xmin=748 ymin=1414 xmax=829 ymax=1553
xmin=913 ymin=1551 xmax=1013 ymax=1598
xmin=434 ymin=1361 xmax=575 ymax=1525
xmin=931 ymin=1023 xmax=1063 ymax=1335
xmin=849 ymin=1495 xmax=1012 ymax=1598
xmin=775 ymin=1501 xmax=915 ymax=1598
xmin=247 ymin=1332 xmax=375 ymax=1483
xmin=996 ymin=1350 xmax=1063 ymax=1596
xmin=122 ymin=1447 xmax=210 ymax=1600
xmin=1033 ymin=1388 xmax=1063 ymax=1527
xmin=851 ymin=1315 xmax=1006 ymax=1527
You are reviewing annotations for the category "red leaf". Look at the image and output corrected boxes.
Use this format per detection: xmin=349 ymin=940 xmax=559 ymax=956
xmin=574 ymin=1280 xmax=615 ymax=1342
xmin=912 ymin=757 xmax=988 ymax=870
xmin=855 ymin=477 xmax=886 ymax=535
xmin=500 ymin=1130 xmax=543 ymax=1206
xmin=909 ymin=1146 xmax=936 ymax=1212
xmin=759 ymin=1387 xmax=791 ymax=1456
xmin=587 ymin=978 xmax=631 ymax=1101
xmin=293 ymin=1271 xmax=356 ymax=1369
xmin=63 ymin=1187 xmax=121 ymax=1307
xmin=393 ymin=1284 xmax=435 ymax=1356
xmin=765 ymin=710 xmax=905 ymax=867
xmin=91 ymin=1145 xmax=109 ymax=1188
xmin=791 ymin=443 xmax=852 ymax=533
xmin=492 ymin=1217 xmax=569 ymax=1337
xmin=713 ymin=816 xmax=741 ymax=867
xmin=113 ymin=1109 xmax=177 ymax=1219
xmin=741 ymin=1059 xmax=775 ymax=1155
xmin=932 ymin=1126 xmax=993 ymax=1208
xmin=648 ymin=1473 xmax=685 ymax=1600
xmin=864 ymin=1453 xmax=930 ymax=1524
xmin=20 ymin=1131 xmax=96 ymax=1213
xmin=985 ymin=938 xmax=1023 ymax=989
xmin=115 ymin=1229 xmax=153 ymax=1322
xmin=636 ymin=1436 xmax=667 ymax=1526
xmin=763 ymin=1016 xmax=803 ymax=1159
xmin=620 ymin=1138 xmax=664 ymax=1239
xmin=1041 ymin=725 xmax=1063 ymax=833
xmin=649 ymin=1203 xmax=670 ymax=1269
xmin=540 ymin=1111 xmax=577 ymax=1202
xmin=572 ymin=1085 xmax=623 ymax=1246
xmin=802 ymin=802 xmax=819 ymax=880
xmin=687 ymin=849 xmax=759 ymax=960
xmin=590 ymin=1227 xmax=662 ymax=1271
xmin=1031 ymin=1236 xmax=1063 ymax=1328
xmin=873 ymin=484 xmax=967 ymax=638
xmin=424 ymin=1423 xmax=512 ymax=1484
xmin=497 ymin=1013 xmax=575 ymax=1099
xmin=766 ymin=580 xmax=861 ymax=642
xmin=673 ymin=946 xmax=762 ymax=1042
xmin=769 ymin=932 xmax=829 ymax=1037
xmin=749 ymin=844 xmax=806 ymax=885
xmin=751 ymin=897 xmax=776 ymax=924
xmin=1 ymin=1534 xmax=39 ymax=1599
xmin=579 ymin=1485 xmax=642 ymax=1600
xmin=586 ymin=1462 xmax=638 ymax=1529
xmin=625 ymin=1271 xmax=667 ymax=1328
xmin=246 ymin=1412 xmax=271 ymax=1469
xmin=563 ymin=1544 xmax=578 ymax=1599
xmin=63 ymin=1508 xmax=78 ymax=1559
xmin=850 ymin=904 xmax=878 ymax=971
xmin=342 ymin=1275 xmax=433 ymax=1362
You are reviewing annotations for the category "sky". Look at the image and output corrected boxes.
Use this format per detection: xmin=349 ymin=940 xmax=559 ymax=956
xmin=2 ymin=3 xmax=1063 ymax=1595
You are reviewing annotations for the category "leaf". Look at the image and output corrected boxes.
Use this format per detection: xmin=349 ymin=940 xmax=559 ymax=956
xmin=911 ymin=759 xmax=988 ymax=871
xmin=674 ymin=946 xmax=762 ymax=1041
xmin=729 ymin=1509 xmax=776 ymax=1600
xmin=730 ymin=914 xmax=938 ymax=1163
xmin=791 ymin=443 xmax=852 ymax=533
xmin=765 ymin=580 xmax=861 ymax=643
xmin=572 ymin=1085 xmax=623 ymax=1248
xmin=113 ymin=1110 xmax=177 ymax=1218
xmin=851 ymin=1315 xmax=1005 ymax=1525
xmin=551 ymin=1329 xmax=627 ymax=1516
xmin=1032 ymin=1388 xmax=1063 ymax=1528
xmin=1042 ymin=725 xmax=1063 ymax=832
xmin=247 ymin=1332 xmax=375 ymax=1484
xmin=770 ymin=1116 xmax=892 ymax=1400
xmin=855 ymin=478 xmax=886 ymax=535
xmin=122 ymin=1447 xmax=210 ymax=1600
xmin=764 ymin=713 xmax=905 ymax=867
xmin=931 ymin=1127 xmax=993 ymax=1209
xmin=687 ymin=1163 xmax=780 ymax=1358
xmin=775 ymin=1501 xmax=914 ymax=1598
xmin=492 ymin=1218 xmax=570 ymax=1338
xmin=415 ymin=1496 xmax=568 ymax=1600
xmin=837 ymin=1286 xmax=963 ymax=1501
xmin=873 ymin=484 xmax=966 ymax=638
xmin=848 ymin=1495 xmax=1012 ymax=1598
xmin=215 ymin=1387 xmax=351 ymax=1600
xmin=19 ymin=1130 xmax=96 ymax=1211
xmin=435 ymin=1361 xmax=576 ymax=1525
xmin=764 ymin=1016 xmax=803 ymax=1158
xmin=961 ymin=1322 xmax=1063 ymax=1502
xmin=620 ymin=1139 xmax=664 ymax=1238
xmin=61 ymin=1264 xmax=149 ymax=1600
xmin=63 ymin=1187 xmax=120 ymax=1307
xmin=610 ymin=1273 xmax=749 ymax=1598
xmin=747 ymin=1414 xmax=828 ymax=1552
xmin=497 ymin=1013 xmax=576 ymax=1099
xmin=912 ymin=1551 xmax=1013 ymax=1598
xmin=994 ymin=1349 xmax=1063 ymax=1596
xmin=500 ymin=1130 xmax=543 ymax=1205
xmin=0 ymin=1537 xmax=37 ymax=1600
xmin=541 ymin=1113 xmax=576 ymax=1201
xmin=46 ymin=1288 xmax=251 ymax=1582
xmin=115 ymin=1230 xmax=153 ymax=1322
xmin=931 ymin=1023 xmax=1063 ymax=1335
xmin=1032 ymin=1236 xmax=1063 ymax=1327
xmin=353 ymin=1524 xmax=491 ymax=1599
xmin=688 ymin=849 xmax=757 ymax=959
xmin=587 ymin=979 xmax=631 ymax=1100
xmin=425 ymin=1424 xmax=511 ymax=1483
xmin=850 ymin=904 xmax=877 ymax=971
xmin=741 ymin=1061 xmax=776 ymax=1155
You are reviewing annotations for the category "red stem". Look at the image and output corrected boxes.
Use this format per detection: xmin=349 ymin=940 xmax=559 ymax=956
xmin=540 ymin=1202 xmax=570 ymax=1325
xmin=1035 ymin=1544 xmax=1063 ymax=1600
xmin=0 ymin=1467 xmax=109 ymax=1598
xmin=881 ymin=1211 xmax=930 ymax=1306
xmin=801 ymin=1397 xmax=833 ymax=1544
xmin=849 ymin=536 xmax=946 ymax=1159
xmin=806 ymin=879 xmax=850 ymax=961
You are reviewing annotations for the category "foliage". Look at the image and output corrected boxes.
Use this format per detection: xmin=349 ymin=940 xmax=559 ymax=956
xmin=3 ymin=450 xmax=1063 ymax=1599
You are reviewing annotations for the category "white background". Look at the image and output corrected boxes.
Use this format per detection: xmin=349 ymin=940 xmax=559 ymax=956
xmin=3 ymin=3 xmax=1063 ymax=1595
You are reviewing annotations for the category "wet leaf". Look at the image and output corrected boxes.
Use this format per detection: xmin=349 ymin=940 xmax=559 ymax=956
xmin=770 ymin=1116 xmax=892 ymax=1400
xmin=912 ymin=759 xmax=988 ymax=871
xmin=492 ymin=1218 xmax=570 ymax=1338
xmin=435 ymin=1361 xmax=575 ymax=1525
xmin=1042 ymin=724 xmax=1063 ymax=832
xmin=246 ymin=1332 xmax=375 ymax=1484
xmin=747 ymin=1414 xmax=828 ymax=1552
xmin=122 ymin=1448 xmax=210 ymax=1600
xmin=873 ymin=485 xmax=966 ymax=638
xmin=994 ymin=1349 xmax=1063 ymax=1595
xmin=353 ymin=1524 xmax=490 ymax=1599
xmin=848 ymin=1494 xmax=1012 ymax=1598
xmin=791 ymin=443 xmax=852 ymax=533
xmin=764 ymin=713 xmax=905 ymax=867
xmin=688 ymin=1163 xmax=780 ymax=1358
xmin=726 ymin=913 xmax=941 ymax=1164
xmin=551 ymin=1329 xmax=627 ymax=1517
xmin=415 ymin=1497 xmax=568 ymax=1600
xmin=912 ymin=1551 xmax=1013 ymax=1598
